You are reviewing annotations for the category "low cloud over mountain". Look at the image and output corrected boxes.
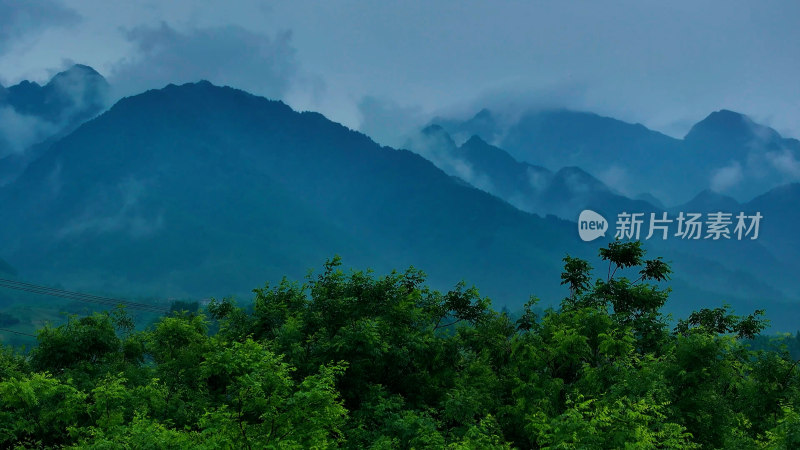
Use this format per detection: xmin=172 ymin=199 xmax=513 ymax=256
xmin=422 ymin=108 xmax=800 ymax=206
xmin=0 ymin=64 xmax=109 ymax=184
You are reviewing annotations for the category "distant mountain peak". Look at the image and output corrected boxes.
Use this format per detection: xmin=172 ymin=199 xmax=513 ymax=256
xmin=677 ymin=188 xmax=741 ymax=212
xmin=419 ymin=124 xmax=457 ymax=147
xmin=690 ymin=109 xmax=748 ymax=131
xmin=685 ymin=109 xmax=781 ymax=144
xmin=36 ymin=64 xmax=108 ymax=93
xmin=426 ymin=108 xmax=501 ymax=144
xmin=13 ymin=79 xmax=41 ymax=88
xmin=54 ymin=63 xmax=103 ymax=78
xmin=463 ymin=134 xmax=488 ymax=146
xmin=708 ymin=109 xmax=747 ymax=121
xmin=0 ymin=64 xmax=111 ymax=181
xmin=121 ymin=80 xmax=291 ymax=115
xmin=457 ymin=134 xmax=527 ymax=172
xmin=5 ymin=63 xmax=109 ymax=123
xmin=181 ymin=79 xmax=214 ymax=88
xmin=694 ymin=188 xmax=740 ymax=204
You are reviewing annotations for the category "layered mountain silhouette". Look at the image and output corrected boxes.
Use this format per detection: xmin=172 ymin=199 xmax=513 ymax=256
xmin=408 ymin=109 xmax=800 ymax=329
xmin=405 ymin=124 xmax=658 ymax=220
xmin=1 ymin=64 xmax=107 ymax=123
xmin=429 ymin=108 xmax=800 ymax=205
xmin=1 ymin=72 xmax=799 ymax=330
xmin=0 ymin=81 xmax=583 ymax=304
xmin=0 ymin=64 xmax=109 ymax=185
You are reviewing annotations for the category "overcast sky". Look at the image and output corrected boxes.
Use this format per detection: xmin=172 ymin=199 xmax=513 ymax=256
xmin=1 ymin=0 xmax=798 ymax=144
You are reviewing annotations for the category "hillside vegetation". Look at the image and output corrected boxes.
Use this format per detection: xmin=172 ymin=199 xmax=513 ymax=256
xmin=0 ymin=242 xmax=798 ymax=448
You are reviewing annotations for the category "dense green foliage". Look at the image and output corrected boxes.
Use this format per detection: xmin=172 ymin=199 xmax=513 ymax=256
xmin=1 ymin=242 xmax=799 ymax=448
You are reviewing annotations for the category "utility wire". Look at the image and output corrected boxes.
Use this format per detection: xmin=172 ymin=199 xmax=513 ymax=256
xmin=0 ymin=283 xmax=168 ymax=313
xmin=0 ymin=278 xmax=170 ymax=313
xmin=0 ymin=279 xmax=174 ymax=338
xmin=0 ymin=327 xmax=36 ymax=337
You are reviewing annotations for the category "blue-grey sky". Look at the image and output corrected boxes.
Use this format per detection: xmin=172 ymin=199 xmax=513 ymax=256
xmin=1 ymin=0 xmax=798 ymax=144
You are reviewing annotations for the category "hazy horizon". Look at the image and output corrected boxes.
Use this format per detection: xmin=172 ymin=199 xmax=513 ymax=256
xmin=1 ymin=0 xmax=798 ymax=143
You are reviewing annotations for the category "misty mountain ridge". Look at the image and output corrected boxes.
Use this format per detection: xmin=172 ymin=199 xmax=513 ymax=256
xmin=684 ymin=109 xmax=789 ymax=153
xmin=0 ymin=80 xmax=583 ymax=306
xmin=426 ymin=107 xmax=800 ymax=205
xmin=2 ymin=64 xmax=108 ymax=123
xmin=405 ymin=122 xmax=661 ymax=220
xmin=0 ymin=73 xmax=799 ymax=330
xmin=0 ymin=64 xmax=110 ymax=185
xmin=406 ymin=109 xmax=800 ymax=317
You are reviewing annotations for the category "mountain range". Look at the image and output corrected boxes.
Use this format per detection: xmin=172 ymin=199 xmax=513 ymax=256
xmin=405 ymin=124 xmax=656 ymax=220
xmin=427 ymin=108 xmax=800 ymax=205
xmin=0 ymin=65 xmax=798 ymax=332
xmin=0 ymin=79 xmax=584 ymax=306
xmin=406 ymin=114 xmax=800 ymax=324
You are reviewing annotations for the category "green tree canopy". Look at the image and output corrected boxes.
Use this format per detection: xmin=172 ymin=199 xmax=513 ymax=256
xmin=0 ymin=243 xmax=796 ymax=448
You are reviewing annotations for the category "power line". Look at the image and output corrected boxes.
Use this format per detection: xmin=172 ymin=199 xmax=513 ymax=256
xmin=0 ymin=282 xmax=168 ymax=313
xmin=0 ymin=278 xmax=171 ymax=313
xmin=0 ymin=327 xmax=36 ymax=337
